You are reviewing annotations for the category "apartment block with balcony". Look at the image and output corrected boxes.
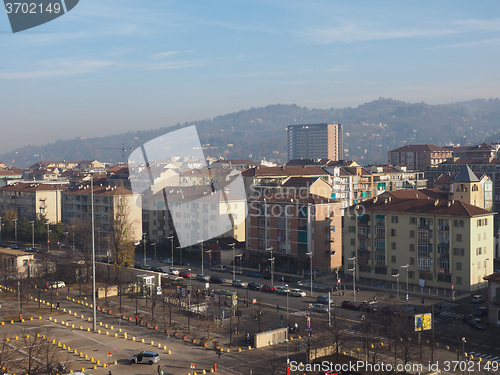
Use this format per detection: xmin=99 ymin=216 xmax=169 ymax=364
xmin=246 ymin=193 xmax=342 ymax=273
xmin=0 ymin=182 xmax=63 ymax=223
xmin=343 ymin=196 xmax=494 ymax=292
xmin=388 ymin=144 xmax=453 ymax=170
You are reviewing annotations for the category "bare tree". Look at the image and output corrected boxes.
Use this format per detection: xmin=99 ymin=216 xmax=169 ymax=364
xmin=0 ymin=338 xmax=16 ymax=372
xmin=325 ymin=309 xmax=351 ymax=357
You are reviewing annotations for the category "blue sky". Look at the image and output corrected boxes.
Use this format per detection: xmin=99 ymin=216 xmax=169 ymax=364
xmin=1 ymin=0 xmax=500 ymax=153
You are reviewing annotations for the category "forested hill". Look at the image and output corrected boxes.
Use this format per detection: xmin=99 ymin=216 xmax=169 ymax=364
xmin=2 ymin=98 xmax=500 ymax=168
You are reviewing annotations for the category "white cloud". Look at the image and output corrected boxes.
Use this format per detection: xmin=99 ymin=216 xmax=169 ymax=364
xmin=0 ymin=59 xmax=114 ymax=79
xmin=150 ymin=51 xmax=180 ymax=59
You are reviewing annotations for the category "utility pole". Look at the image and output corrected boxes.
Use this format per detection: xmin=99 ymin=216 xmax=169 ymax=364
xmin=401 ymin=264 xmax=409 ymax=305
xmin=29 ymin=221 xmax=34 ymax=248
xmin=230 ymin=243 xmax=236 ymax=281
xmin=167 ymin=236 xmax=174 ymax=266
xmin=348 ymin=256 xmax=357 ymax=302
xmin=306 ymin=252 xmax=313 ymax=296
xmin=392 ymin=273 xmax=400 ymax=301
xmin=91 ymin=171 xmax=97 ymax=332
xmin=267 ymin=247 xmax=274 ymax=287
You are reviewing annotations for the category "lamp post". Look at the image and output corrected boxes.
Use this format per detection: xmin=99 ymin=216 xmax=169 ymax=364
xmin=401 ymin=264 xmax=409 ymax=305
xmin=199 ymin=240 xmax=204 ymax=275
xmin=348 ymin=256 xmax=357 ymax=302
xmin=167 ymin=236 xmax=174 ymax=266
xmin=142 ymin=233 xmax=147 ymax=267
xmin=306 ymin=252 xmax=313 ymax=297
xmin=46 ymin=223 xmax=50 ymax=252
xmin=29 ymin=221 xmax=35 ymax=248
xmin=12 ymin=219 xmax=17 ymax=245
xmin=285 ymin=284 xmax=289 ymax=320
xmin=0 ymin=216 xmax=2 ymax=242
xmin=267 ymin=247 xmax=274 ymax=287
xmin=229 ymin=243 xmax=236 ymax=281
xmin=90 ymin=171 xmax=97 ymax=332
xmin=462 ymin=337 xmax=466 ymax=361
xmin=205 ymin=250 xmax=212 ymax=274
xmin=152 ymin=241 xmax=157 ymax=262
xmin=392 ymin=273 xmax=400 ymax=301
xmin=176 ymin=246 xmax=182 ymax=266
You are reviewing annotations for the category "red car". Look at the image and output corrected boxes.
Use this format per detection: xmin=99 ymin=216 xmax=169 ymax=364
xmin=178 ymin=271 xmax=192 ymax=279
xmin=341 ymin=300 xmax=361 ymax=310
xmin=262 ymin=284 xmax=276 ymax=292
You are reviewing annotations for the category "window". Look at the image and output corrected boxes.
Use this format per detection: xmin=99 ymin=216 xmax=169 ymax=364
xmin=391 ymin=255 xmax=396 ymax=263
xmin=456 ymin=262 xmax=462 ymax=271
xmin=350 ymin=238 xmax=355 ymax=246
xmin=454 ymin=220 xmax=464 ymax=228
xmin=391 ymin=229 xmax=396 ymax=236
xmin=409 ymin=230 xmax=415 ymax=238
xmin=410 ymin=217 xmax=416 ymax=224
xmin=453 ymin=248 xmax=465 ymax=256
xmin=409 ymin=244 xmax=415 ymax=251
xmin=391 ymin=216 xmax=399 ymax=223
xmin=456 ymin=276 xmax=462 ymax=285
xmin=349 ymin=226 xmax=356 ymax=233
xmin=477 ymin=219 xmax=482 ymax=227
xmin=456 ymin=234 xmax=462 ymax=242
xmin=391 ymin=242 xmax=396 ymax=249
xmin=476 ymin=247 xmax=482 ymax=255
xmin=410 ymin=257 xmax=415 ymax=265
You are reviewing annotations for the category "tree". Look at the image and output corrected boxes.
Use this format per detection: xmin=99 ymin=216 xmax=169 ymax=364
xmin=110 ymin=193 xmax=137 ymax=311
xmin=0 ymin=337 xmax=15 ymax=372
xmin=325 ymin=309 xmax=351 ymax=357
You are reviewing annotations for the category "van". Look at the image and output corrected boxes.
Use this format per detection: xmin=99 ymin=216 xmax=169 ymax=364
xmin=212 ymin=264 xmax=227 ymax=272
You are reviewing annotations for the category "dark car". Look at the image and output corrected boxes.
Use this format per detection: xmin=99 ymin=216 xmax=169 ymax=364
xmin=463 ymin=314 xmax=486 ymax=330
xmin=246 ymin=271 xmax=260 ymax=278
xmin=210 ymin=275 xmax=225 ymax=284
xmin=179 ymin=271 xmax=192 ymax=279
xmin=341 ymin=300 xmax=361 ymax=310
xmin=262 ymin=284 xmax=276 ymax=292
xmin=248 ymin=282 xmax=261 ymax=290
xmin=473 ymin=307 xmax=488 ymax=317
xmin=150 ymin=266 xmax=163 ymax=273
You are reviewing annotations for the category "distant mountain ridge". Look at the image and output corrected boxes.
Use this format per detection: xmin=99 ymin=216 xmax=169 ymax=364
xmin=2 ymin=98 xmax=500 ymax=168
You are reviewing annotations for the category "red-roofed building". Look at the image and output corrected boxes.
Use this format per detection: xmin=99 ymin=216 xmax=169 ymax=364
xmin=344 ymin=196 xmax=494 ymax=292
xmin=388 ymin=144 xmax=453 ymax=170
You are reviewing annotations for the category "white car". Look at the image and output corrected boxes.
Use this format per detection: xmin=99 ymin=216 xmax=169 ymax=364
xmin=312 ymin=303 xmax=328 ymax=313
xmin=290 ymin=288 xmax=306 ymax=297
xmin=275 ymin=286 xmax=290 ymax=294
xmin=169 ymin=268 xmax=180 ymax=276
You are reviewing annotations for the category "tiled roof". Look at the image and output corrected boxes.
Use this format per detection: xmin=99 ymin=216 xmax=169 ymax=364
xmin=0 ymin=182 xmax=64 ymax=192
xmin=454 ymin=165 xmax=479 ymax=182
xmin=64 ymin=185 xmax=135 ymax=196
xmin=390 ymin=144 xmax=449 ymax=153
xmin=249 ymin=192 xmax=335 ymax=205
xmin=381 ymin=188 xmax=448 ymax=200
xmin=354 ymin=196 xmax=492 ymax=217
xmin=282 ymin=177 xmax=329 ymax=188
xmin=0 ymin=170 xmax=22 ymax=177
xmin=434 ymin=173 xmax=456 ymax=185
xmin=484 ymin=272 xmax=500 ymax=281
xmin=241 ymin=165 xmax=328 ymax=177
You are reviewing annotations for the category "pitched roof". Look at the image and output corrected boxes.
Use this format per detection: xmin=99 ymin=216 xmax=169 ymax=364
xmin=390 ymin=144 xmax=449 ymax=153
xmin=381 ymin=188 xmax=448 ymax=200
xmin=355 ymin=196 xmax=492 ymax=217
xmin=484 ymin=272 xmax=500 ymax=282
xmin=453 ymin=165 xmax=480 ymax=182
xmin=241 ymin=165 xmax=328 ymax=178
xmin=281 ymin=177 xmax=329 ymax=188
xmin=0 ymin=182 xmax=64 ymax=192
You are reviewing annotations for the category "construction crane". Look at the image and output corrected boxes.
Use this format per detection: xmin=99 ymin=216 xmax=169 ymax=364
xmin=110 ymin=144 xmax=134 ymax=164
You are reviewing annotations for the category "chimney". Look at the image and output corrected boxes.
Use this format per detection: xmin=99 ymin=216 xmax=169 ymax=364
xmin=447 ymin=200 xmax=452 ymax=207
xmin=434 ymin=199 xmax=439 ymax=206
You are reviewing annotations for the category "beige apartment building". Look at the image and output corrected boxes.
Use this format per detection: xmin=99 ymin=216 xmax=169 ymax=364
xmin=388 ymin=144 xmax=453 ymax=170
xmin=62 ymin=185 xmax=143 ymax=247
xmin=344 ymin=196 xmax=494 ymax=292
xmin=0 ymin=182 xmax=64 ymax=223
xmin=246 ymin=193 xmax=342 ymax=273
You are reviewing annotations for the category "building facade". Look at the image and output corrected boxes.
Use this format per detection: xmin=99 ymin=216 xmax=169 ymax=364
xmin=388 ymin=144 xmax=453 ymax=170
xmin=343 ymin=197 xmax=494 ymax=292
xmin=287 ymin=123 xmax=343 ymax=161
xmin=245 ymin=193 xmax=342 ymax=273
xmin=483 ymin=272 xmax=500 ymax=326
xmin=0 ymin=248 xmax=35 ymax=279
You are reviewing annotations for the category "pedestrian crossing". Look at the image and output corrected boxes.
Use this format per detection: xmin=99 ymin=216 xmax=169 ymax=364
xmin=434 ymin=310 xmax=463 ymax=322
xmin=439 ymin=302 xmax=459 ymax=309
xmin=346 ymin=329 xmax=387 ymax=342
xmin=467 ymin=352 xmax=500 ymax=363
xmin=292 ymin=310 xmax=310 ymax=316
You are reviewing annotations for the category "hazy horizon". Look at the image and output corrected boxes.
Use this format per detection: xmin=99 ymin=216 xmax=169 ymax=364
xmin=2 ymin=1 xmax=500 ymax=153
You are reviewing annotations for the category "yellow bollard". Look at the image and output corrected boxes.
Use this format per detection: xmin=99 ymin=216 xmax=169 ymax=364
xmin=96 ymin=360 xmax=100 ymax=365
xmin=238 ymin=348 xmax=241 ymax=352
xmin=248 ymin=346 xmax=251 ymax=350
xmin=103 ymin=363 xmax=107 ymax=368
xmin=141 ymin=338 xmax=145 ymax=343
xmin=150 ymin=341 xmax=154 ymax=346
xmin=168 ymin=350 xmax=171 ymax=354
xmin=163 ymin=345 xmax=167 ymax=350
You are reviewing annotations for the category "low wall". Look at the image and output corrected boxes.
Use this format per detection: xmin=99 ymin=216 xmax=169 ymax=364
xmin=254 ymin=328 xmax=287 ymax=349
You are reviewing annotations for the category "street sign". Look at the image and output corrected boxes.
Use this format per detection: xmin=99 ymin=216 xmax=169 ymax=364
xmin=414 ymin=313 xmax=432 ymax=331
xmin=114 ymin=345 xmax=118 ymax=350
xmin=191 ymin=363 xmax=196 ymax=368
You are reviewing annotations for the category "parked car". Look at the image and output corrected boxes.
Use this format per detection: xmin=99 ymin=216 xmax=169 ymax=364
xmin=262 ymin=284 xmax=276 ymax=292
xmin=471 ymin=295 xmax=486 ymax=304
xmin=169 ymin=268 xmax=180 ymax=276
xmin=129 ymin=351 xmax=160 ymax=365
xmin=248 ymin=282 xmax=261 ymax=290
xmin=210 ymin=275 xmax=225 ymax=284
xmin=463 ymin=314 xmax=486 ymax=330
xmin=290 ymin=288 xmax=306 ymax=297
xmin=48 ymin=281 xmax=66 ymax=289
xmin=161 ymin=258 xmax=172 ymax=264
xmin=232 ymin=279 xmax=246 ymax=288
xmin=275 ymin=286 xmax=290 ymax=294
xmin=212 ymin=264 xmax=227 ymax=272
xmin=234 ymin=269 xmax=244 ymax=275
xmin=312 ymin=303 xmax=328 ymax=313
xmin=195 ymin=274 xmax=209 ymax=282
xmin=150 ymin=266 xmax=163 ymax=273
xmin=473 ymin=306 xmax=488 ymax=317
xmin=317 ymin=295 xmax=332 ymax=304
xmin=179 ymin=271 xmax=192 ymax=279
xmin=361 ymin=301 xmax=379 ymax=313
xmin=341 ymin=300 xmax=361 ymax=310
xmin=246 ymin=271 xmax=260 ymax=278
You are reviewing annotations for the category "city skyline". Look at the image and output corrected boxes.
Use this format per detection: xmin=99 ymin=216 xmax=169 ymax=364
xmin=1 ymin=1 xmax=500 ymax=153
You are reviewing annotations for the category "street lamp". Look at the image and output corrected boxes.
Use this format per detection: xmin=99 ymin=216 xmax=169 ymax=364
xmin=348 ymin=256 xmax=357 ymax=302
xmin=46 ymin=223 xmax=50 ymax=252
xmin=176 ymin=246 xmax=182 ymax=266
xmin=267 ymin=247 xmax=274 ymax=287
xmin=0 ymin=216 xmax=2 ymax=242
xmin=285 ymin=284 xmax=289 ymax=320
xmin=392 ymin=273 xmax=400 ymax=301
xmin=12 ymin=219 xmax=17 ymax=245
xmin=462 ymin=337 xmax=466 ymax=361
xmin=199 ymin=240 xmax=204 ymax=275
xmin=142 ymin=233 xmax=147 ymax=267
xmin=152 ymin=241 xmax=157 ymax=262
xmin=306 ymin=252 xmax=313 ymax=297
xmin=205 ymin=250 xmax=212 ymax=274
xmin=401 ymin=264 xmax=409 ymax=305
xmin=167 ymin=236 xmax=174 ymax=266
xmin=29 ymin=221 xmax=35 ymax=248
xmin=229 ymin=243 xmax=236 ymax=281
xmin=90 ymin=171 xmax=97 ymax=332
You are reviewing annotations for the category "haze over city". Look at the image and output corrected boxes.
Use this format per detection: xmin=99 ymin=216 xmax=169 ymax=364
xmin=1 ymin=1 xmax=500 ymax=153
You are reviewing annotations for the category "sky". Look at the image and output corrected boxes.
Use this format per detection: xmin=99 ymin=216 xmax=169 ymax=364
xmin=1 ymin=0 xmax=500 ymax=153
